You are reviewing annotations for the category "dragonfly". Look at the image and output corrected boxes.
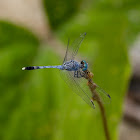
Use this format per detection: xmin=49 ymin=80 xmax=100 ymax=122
xmin=22 ymin=33 xmax=111 ymax=109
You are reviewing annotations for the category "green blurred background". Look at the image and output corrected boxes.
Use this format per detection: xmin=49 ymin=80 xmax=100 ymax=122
xmin=0 ymin=0 xmax=140 ymax=140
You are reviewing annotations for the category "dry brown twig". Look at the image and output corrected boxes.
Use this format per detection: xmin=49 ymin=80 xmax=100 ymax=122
xmin=84 ymin=69 xmax=110 ymax=140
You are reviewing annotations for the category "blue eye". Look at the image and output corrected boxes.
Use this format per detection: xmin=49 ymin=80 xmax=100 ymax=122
xmin=82 ymin=60 xmax=88 ymax=71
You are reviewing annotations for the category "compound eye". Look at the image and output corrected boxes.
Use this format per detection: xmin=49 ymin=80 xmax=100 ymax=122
xmin=81 ymin=61 xmax=84 ymax=64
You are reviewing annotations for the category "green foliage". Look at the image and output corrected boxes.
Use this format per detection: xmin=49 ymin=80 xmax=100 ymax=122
xmin=0 ymin=21 xmax=39 ymax=140
xmin=43 ymin=0 xmax=83 ymax=29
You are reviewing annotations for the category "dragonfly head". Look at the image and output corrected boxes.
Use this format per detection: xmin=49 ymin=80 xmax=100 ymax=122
xmin=81 ymin=60 xmax=88 ymax=71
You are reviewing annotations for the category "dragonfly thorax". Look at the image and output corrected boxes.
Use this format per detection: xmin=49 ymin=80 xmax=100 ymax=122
xmin=63 ymin=60 xmax=80 ymax=71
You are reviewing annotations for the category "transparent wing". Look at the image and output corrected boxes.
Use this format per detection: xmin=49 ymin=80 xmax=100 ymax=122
xmin=95 ymin=85 xmax=111 ymax=104
xmin=60 ymin=70 xmax=95 ymax=109
xmin=63 ymin=70 xmax=111 ymax=104
xmin=63 ymin=38 xmax=69 ymax=63
xmin=63 ymin=33 xmax=86 ymax=63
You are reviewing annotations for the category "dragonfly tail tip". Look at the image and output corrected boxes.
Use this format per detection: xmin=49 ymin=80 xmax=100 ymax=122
xmin=22 ymin=67 xmax=25 ymax=70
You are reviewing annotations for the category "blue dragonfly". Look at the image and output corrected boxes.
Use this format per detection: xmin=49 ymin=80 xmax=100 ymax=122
xmin=22 ymin=33 xmax=111 ymax=109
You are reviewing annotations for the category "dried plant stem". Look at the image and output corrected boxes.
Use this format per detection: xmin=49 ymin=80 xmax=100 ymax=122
xmin=96 ymin=100 xmax=110 ymax=140
xmin=84 ymin=70 xmax=110 ymax=140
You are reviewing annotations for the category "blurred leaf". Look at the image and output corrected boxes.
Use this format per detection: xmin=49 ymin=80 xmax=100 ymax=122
xmin=43 ymin=0 xmax=84 ymax=29
xmin=0 ymin=21 xmax=39 ymax=140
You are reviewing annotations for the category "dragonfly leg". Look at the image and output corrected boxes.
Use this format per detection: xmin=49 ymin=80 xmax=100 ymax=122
xmin=74 ymin=71 xmax=78 ymax=78
xmin=79 ymin=71 xmax=85 ymax=77
xmin=74 ymin=71 xmax=85 ymax=78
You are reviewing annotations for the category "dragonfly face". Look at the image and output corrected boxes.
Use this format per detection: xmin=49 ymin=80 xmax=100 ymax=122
xmin=81 ymin=60 xmax=88 ymax=71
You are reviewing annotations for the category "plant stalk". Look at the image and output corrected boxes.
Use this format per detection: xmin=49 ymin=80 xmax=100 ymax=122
xmin=84 ymin=70 xmax=110 ymax=140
